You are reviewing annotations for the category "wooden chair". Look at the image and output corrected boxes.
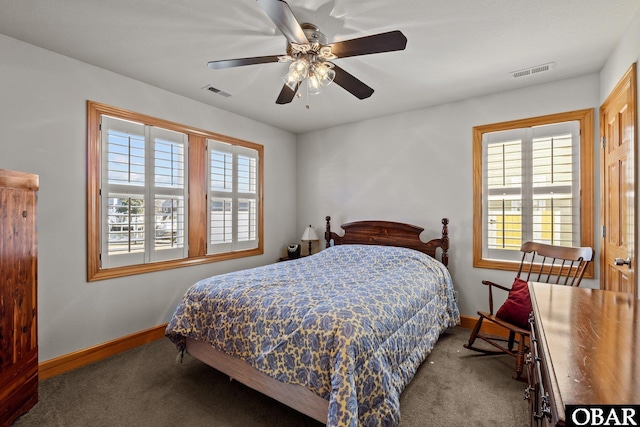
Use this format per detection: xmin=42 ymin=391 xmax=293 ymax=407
xmin=464 ymin=242 xmax=593 ymax=380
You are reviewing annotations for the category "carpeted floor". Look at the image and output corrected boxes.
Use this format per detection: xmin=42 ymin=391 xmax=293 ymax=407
xmin=12 ymin=327 xmax=528 ymax=426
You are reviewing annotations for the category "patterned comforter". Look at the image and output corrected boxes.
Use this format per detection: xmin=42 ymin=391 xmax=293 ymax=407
xmin=166 ymin=244 xmax=460 ymax=426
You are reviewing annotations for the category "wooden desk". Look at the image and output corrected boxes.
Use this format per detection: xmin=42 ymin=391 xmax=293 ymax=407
xmin=527 ymin=283 xmax=640 ymax=426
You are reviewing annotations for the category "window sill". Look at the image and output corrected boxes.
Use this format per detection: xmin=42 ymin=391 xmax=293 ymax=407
xmin=87 ymin=248 xmax=264 ymax=281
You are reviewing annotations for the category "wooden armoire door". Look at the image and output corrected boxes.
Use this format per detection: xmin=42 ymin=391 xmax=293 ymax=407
xmin=0 ymin=169 xmax=39 ymax=426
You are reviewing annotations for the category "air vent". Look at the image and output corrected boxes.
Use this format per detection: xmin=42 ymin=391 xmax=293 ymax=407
xmin=202 ymin=85 xmax=232 ymax=98
xmin=510 ymin=62 xmax=554 ymax=79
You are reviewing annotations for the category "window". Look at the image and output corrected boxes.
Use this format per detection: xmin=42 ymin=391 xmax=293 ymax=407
xmin=87 ymin=101 xmax=263 ymax=281
xmin=207 ymin=140 xmax=259 ymax=254
xmin=100 ymin=116 xmax=188 ymax=268
xmin=473 ymin=109 xmax=594 ymax=275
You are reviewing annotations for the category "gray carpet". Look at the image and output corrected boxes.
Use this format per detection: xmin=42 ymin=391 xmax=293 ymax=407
xmin=13 ymin=327 xmax=528 ymax=426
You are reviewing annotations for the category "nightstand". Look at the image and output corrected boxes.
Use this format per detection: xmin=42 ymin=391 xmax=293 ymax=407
xmin=277 ymin=255 xmax=307 ymax=262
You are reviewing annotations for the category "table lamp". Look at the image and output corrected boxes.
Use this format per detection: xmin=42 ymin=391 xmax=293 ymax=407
xmin=300 ymin=225 xmax=319 ymax=256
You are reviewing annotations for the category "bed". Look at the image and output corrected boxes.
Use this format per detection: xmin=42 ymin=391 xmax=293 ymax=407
xmin=165 ymin=216 xmax=459 ymax=426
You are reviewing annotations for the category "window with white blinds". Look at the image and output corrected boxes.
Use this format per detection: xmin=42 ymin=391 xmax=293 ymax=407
xmin=208 ymin=139 xmax=259 ymax=254
xmin=88 ymin=101 xmax=264 ymax=281
xmin=483 ymin=121 xmax=580 ymax=262
xmin=100 ymin=116 xmax=188 ymax=268
xmin=472 ymin=109 xmax=595 ymax=273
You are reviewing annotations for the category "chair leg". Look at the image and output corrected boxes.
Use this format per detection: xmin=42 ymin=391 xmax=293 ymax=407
xmin=513 ymin=332 xmax=527 ymax=381
xmin=465 ymin=316 xmax=484 ymax=349
xmin=507 ymin=331 xmax=516 ymax=352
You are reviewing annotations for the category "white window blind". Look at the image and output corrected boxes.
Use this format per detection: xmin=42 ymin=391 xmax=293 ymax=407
xmin=207 ymin=139 xmax=259 ymax=254
xmin=483 ymin=121 xmax=580 ymax=262
xmin=100 ymin=116 xmax=188 ymax=268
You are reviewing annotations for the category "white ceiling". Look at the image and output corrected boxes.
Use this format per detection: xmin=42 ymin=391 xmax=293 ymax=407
xmin=1 ymin=0 xmax=638 ymax=133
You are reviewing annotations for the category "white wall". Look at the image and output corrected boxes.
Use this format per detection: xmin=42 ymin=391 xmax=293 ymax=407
xmin=599 ymin=7 xmax=640 ymax=103
xmin=2 ymin=6 xmax=639 ymax=362
xmin=599 ymin=6 xmax=640 ymax=297
xmin=297 ymin=73 xmax=601 ymax=317
xmin=297 ymin=6 xmax=640 ymax=314
xmin=0 ymin=34 xmax=298 ymax=361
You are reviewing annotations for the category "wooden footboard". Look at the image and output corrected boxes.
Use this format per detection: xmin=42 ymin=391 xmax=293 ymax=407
xmin=186 ymin=338 xmax=329 ymax=424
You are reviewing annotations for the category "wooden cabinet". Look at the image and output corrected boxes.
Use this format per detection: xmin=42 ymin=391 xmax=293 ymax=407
xmin=526 ymin=282 xmax=640 ymax=426
xmin=0 ymin=169 xmax=39 ymax=426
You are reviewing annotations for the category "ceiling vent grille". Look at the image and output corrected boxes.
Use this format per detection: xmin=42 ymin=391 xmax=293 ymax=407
xmin=510 ymin=62 xmax=554 ymax=79
xmin=202 ymin=85 xmax=232 ymax=98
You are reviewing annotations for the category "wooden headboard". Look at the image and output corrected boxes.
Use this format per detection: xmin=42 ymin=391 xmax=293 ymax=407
xmin=324 ymin=216 xmax=450 ymax=267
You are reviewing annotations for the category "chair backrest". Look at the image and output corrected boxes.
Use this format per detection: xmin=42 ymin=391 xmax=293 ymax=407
xmin=516 ymin=242 xmax=593 ymax=287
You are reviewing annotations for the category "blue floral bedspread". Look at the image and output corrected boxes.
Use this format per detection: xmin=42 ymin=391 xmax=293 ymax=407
xmin=166 ymin=244 xmax=460 ymax=426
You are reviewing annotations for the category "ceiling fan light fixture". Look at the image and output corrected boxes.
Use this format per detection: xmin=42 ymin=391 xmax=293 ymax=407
xmin=283 ymin=74 xmax=301 ymax=91
xmin=307 ymin=72 xmax=323 ymax=95
xmin=282 ymin=56 xmax=335 ymax=95
xmin=315 ymin=62 xmax=335 ymax=81
xmin=290 ymin=59 xmax=309 ymax=77
xmin=283 ymin=58 xmax=309 ymax=90
xmin=310 ymin=63 xmax=336 ymax=95
xmin=318 ymin=46 xmax=336 ymax=60
xmin=208 ymin=0 xmax=407 ymax=104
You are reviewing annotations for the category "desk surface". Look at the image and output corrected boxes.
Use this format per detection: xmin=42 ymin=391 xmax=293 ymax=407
xmin=529 ymin=282 xmax=640 ymax=423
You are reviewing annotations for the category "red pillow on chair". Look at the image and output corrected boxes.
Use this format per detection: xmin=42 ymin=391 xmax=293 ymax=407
xmin=495 ymin=278 xmax=533 ymax=329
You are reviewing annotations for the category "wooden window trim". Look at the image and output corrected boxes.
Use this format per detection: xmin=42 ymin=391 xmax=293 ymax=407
xmin=87 ymin=101 xmax=264 ymax=281
xmin=472 ymin=109 xmax=595 ymax=278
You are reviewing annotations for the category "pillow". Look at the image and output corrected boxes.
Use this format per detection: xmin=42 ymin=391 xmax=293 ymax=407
xmin=495 ymin=278 xmax=533 ymax=329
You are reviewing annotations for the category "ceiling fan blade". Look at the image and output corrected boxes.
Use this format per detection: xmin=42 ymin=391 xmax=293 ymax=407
xmin=332 ymin=65 xmax=374 ymax=100
xmin=275 ymin=82 xmax=300 ymax=104
xmin=328 ymin=30 xmax=407 ymax=59
xmin=256 ymin=0 xmax=308 ymax=45
xmin=208 ymin=55 xmax=281 ymax=70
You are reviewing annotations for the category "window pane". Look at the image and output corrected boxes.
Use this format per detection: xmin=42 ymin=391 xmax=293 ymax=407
xmin=533 ymin=196 xmax=573 ymax=246
xmin=532 ymin=134 xmax=572 ymax=188
xmin=486 ymin=140 xmax=522 ymax=251
xmin=154 ymin=197 xmax=185 ymax=250
xmin=487 ymin=140 xmax=521 ymax=189
xmin=107 ymin=196 xmax=145 ymax=254
xmin=487 ymin=197 xmax=522 ymax=250
xmin=107 ymin=130 xmax=145 ymax=186
xmin=237 ymin=198 xmax=257 ymax=242
xmin=155 ymin=139 xmax=185 ymax=188
xmin=210 ymin=198 xmax=232 ymax=244
xmin=238 ymin=155 xmax=257 ymax=194
xmin=211 ymin=150 xmax=233 ymax=192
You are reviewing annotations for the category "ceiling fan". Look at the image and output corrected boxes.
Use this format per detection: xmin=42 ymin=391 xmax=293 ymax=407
xmin=207 ymin=0 xmax=408 ymax=104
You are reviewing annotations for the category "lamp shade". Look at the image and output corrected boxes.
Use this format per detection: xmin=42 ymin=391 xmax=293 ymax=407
xmin=301 ymin=225 xmax=319 ymax=242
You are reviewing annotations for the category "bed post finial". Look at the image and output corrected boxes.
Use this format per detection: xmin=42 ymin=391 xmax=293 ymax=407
xmin=325 ymin=216 xmax=332 ymax=248
xmin=441 ymin=218 xmax=449 ymax=266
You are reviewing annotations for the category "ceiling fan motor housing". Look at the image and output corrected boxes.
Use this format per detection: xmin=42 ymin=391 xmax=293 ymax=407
xmin=300 ymin=23 xmax=327 ymax=45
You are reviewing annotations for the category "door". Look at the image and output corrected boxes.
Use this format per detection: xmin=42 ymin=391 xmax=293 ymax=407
xmin=600 ymin=63 xmax=637 ymax=296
